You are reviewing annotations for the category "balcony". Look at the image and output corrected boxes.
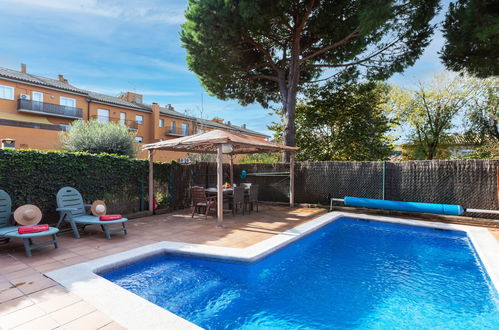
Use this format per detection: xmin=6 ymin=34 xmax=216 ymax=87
xmin=90 ymin=115 xmax=139 ymax=130
xmin=166 ymin=127 xmax=193 ymax=136
xmin=18 ymin=99 xmax=83 ymax=119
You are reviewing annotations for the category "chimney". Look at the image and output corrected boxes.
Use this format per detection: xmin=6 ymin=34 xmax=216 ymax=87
xmin=20 ymin=64 xmax=26 ymax=73
xmin=242 ymin=124 xmax=246 ymax=129
xmin=120 ymin=92 xmax=143 ymax=104
xmin=166 ymin=104 xmax=174 ymax=111
xmin=227 ymin=121 xmax=231 ymax=126
xmin=58 ymin=74 xmax=68 ymax=83
xmin=151 ymin=103 xmax=160 ymax=140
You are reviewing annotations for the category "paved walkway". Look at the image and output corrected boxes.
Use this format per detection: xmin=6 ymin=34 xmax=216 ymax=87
xmin=0 ymin=205 xmax=325 ymax=329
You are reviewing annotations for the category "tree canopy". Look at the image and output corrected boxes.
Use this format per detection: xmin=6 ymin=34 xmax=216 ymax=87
xmin=388 ymin=73 xmax=478 ymax=160
xmin=181 ymin=0 xmax=439 ymax=159
xmin=465 ymin=77 xmax=498 ymax=140
xmin=61 ymin=120 xmax=137 ymax=157
xmin=270 ymin=77 xmax=394 ymax=161
xmin=441 ymin=0 xmax=499 ymax=77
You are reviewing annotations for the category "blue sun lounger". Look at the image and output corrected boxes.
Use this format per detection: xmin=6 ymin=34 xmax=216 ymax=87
xmin=0 ymin=190 xmax=59 ymax=257
xmin=56 ymin=187 xmax=128 ymax=240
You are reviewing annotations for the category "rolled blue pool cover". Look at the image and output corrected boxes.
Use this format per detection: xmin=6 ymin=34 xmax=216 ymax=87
xmin=343 ymin=196 xmax=465 ymax=216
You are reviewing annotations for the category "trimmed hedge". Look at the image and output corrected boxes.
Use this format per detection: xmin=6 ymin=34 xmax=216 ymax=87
xmin=0 ymin=149 xmax=174 ymax=222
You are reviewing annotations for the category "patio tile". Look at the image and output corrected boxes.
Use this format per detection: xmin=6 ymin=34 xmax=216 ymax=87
xmin=98 ymin=321 xmax=127 ymax=330
xmin=33 ymin=261 xmax=66 ymax=273
xmin=28 ymin=286 xmax=81 ymax=313
xmin=2 ymin=268 xmax=40 ymax=281
xmin=0 ymin=263 xmax=29 ymax=275
xmin=51 ymin=252 xmax=80 ymax=262
xmin=13 ymin=275 xmax=57 ymax=295
xmin=0 ymin=296 xmax=34 ymax=316
xmin=63 ymin=310 xmax=112 ymax=330
xmin=49 ymin=300 xmax=96 ymax=325
xmin=0 ymin=303 xmax=46 ymax=329
xmin=0 ymin=287 xmax=24 ymax=304
xmin=11 ymin=315 xmax=59 ymax=330
xmin=60 ymin=256 xmax=89 ymax=266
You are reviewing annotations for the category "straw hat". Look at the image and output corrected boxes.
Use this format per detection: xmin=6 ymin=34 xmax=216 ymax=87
xmin=14 ymin=205 xmax=42 ymax=225
xmin=91 ymin=200 xmax=107 ymax=216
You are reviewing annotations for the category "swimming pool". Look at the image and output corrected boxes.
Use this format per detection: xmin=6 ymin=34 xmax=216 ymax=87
xmin=101 ymin=218 xmax=499 ymax=329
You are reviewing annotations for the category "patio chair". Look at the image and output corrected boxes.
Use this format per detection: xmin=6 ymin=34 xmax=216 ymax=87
xmin=56 ymin=187 xmax=128 ymax=239
xmin=0 ymin=190 xmax=59 ymax=257
xmin=245 ymin=184 xmax=259 ymax=214
xmin=229 ymin=186 xmax=245 ymax=216
xmin=191 ymin=186 xmax=216 ymax=219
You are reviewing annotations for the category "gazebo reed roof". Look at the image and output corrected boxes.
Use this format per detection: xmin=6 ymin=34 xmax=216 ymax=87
xmin=142 ymin=129 xmax=299 ymax=154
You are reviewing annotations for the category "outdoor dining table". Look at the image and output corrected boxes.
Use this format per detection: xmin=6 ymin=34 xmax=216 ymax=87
xmin=204 ymin=187 xmax=250 ymax=195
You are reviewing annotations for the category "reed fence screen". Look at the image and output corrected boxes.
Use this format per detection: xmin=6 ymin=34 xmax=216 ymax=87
xmin=192 ymin=160 xmax=499 ymax=219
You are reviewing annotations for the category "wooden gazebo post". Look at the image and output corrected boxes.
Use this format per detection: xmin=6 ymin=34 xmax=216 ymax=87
xmin=229 ymin=155 xmax=234 ymax=187
xmin=148 ymin=149 xmax=154 ymax=214
xmin=216 ymin=144 xmax=224 ymax=227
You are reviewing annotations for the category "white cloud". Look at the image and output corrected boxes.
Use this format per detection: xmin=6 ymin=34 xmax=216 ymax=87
xmin=78 ymin=85 xmax=193 ymax=97
xmin=1 ymin=0 xmax=186 ymax=24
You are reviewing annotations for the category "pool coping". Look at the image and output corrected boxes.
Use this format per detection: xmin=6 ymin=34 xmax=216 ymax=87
xmin=46 ymin=212 xmax=499 ymax=330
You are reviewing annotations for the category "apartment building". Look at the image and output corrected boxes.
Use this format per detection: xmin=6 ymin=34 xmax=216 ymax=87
xmin=0 ymin=65 xmax=268 ymax=161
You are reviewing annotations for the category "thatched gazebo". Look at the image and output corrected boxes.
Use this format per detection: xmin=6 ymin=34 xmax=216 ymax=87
xmin=142 ymin=129 xmax=299 ymax=227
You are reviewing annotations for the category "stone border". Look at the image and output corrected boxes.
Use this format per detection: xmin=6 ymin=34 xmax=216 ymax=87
xmin=46 ymin=212 xmax=499 ymax=330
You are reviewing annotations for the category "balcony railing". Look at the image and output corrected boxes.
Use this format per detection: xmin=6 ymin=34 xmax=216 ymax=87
xmin=166 ymin=127 xmax=193 ymax=136
xmin=90 ymin=115 xmax=139 ymax=130
xmin=18 ymin=99 xmax=83 ymax=119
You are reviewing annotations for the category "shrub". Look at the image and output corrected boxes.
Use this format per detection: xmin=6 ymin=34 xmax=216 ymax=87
xmin=61 ymin=120 xmax=137 ymax=157
xmin=0 ymin=149 xmax=175 ymax=221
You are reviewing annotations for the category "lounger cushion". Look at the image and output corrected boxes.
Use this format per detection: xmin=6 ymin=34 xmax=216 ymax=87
xmin=71 ymin=215 xmax=128 ymax=225
xmin=0 ymin=226 xmax=59 ymax=238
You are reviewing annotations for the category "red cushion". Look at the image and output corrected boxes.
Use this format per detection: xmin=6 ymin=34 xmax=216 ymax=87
xmin=18 ymin=224 xmax=49 ymax=234
xmin=99 ymin=214 xmax=122 ymax=221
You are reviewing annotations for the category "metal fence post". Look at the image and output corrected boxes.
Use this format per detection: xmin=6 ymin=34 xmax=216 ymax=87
xmin=382 ymin=161 xmax=387 ymax=200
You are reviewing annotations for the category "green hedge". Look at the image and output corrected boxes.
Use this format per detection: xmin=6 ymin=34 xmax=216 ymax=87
xmin=0 ymin=149 xmax=174 ymax=221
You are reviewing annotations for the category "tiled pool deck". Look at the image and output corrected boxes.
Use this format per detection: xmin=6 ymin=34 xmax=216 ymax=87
xmin=0 ymin=205 xmax=326 ymax=329
xmin=0 ymin=205 xmax=497 ymax=329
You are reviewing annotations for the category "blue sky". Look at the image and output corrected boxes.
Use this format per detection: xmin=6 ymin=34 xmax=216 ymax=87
xmin=0 ymin=0 xmax=449 ymax=138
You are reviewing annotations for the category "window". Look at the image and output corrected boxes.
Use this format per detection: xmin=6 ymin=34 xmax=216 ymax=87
xmin=120 ymin=112 xmax=126 ymax=124
xmin=32 ymin=91 xmax=43 ymax=102
xmin=135 ymin=97 xmax=141 ymax=103
xmin=159 ymin=119 xmax=164 ymax=128
xmin=182 ymin=123 xmax=189 ymax=136
xmin=32 ymin=91 xmax=43 ymax=111
xmin=60 ymin=96 xmax=76 ymax=108
xmin=97 ymin=109 xmax=110 ymax=123
xmin=170 ymin=121 xmax=176 ymax=132
xmin=135 ymin=136 xmax=143 ymax=143
xmin=0 ymin=85 xmax=14 ymax=100
xmin=135 ymin=115 xmax=144 ymax=125
xmin=197 ymin=128 xmax=205 ymax=134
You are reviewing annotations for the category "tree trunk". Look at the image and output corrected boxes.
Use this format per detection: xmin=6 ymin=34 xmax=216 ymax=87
xmin=281 ymin=51 xmax=301 ymax=163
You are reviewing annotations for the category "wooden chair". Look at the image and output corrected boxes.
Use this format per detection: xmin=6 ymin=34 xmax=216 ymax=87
xmin=191 ymin=186 xmax=216 ymax=219
xmin=229 ymin=186 xmax=245 ymax=216
xmin=245 ymin=184 xmax=259 ymax=214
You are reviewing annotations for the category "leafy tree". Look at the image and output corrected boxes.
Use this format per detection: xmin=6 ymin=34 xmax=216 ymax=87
xmin=441 ymin=0 xmax=499 ymax=77
xmin=389 ymin=73 xmax=477 ymax=160
xmin=61 ymin=120 xmax=137 ymax=157
xmin=181 ymin=0 xmax=439 ymax=160
xmin=270 ymin=78 xmax=394 ymax=161
xmin=240 ymin=153 xmax=280 ymax=164
xmin=466 ymin=77 xmax=498 ymax=140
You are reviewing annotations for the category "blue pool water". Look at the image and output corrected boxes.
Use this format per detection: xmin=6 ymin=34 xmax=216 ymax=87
xmin=102 ymin=219 xmax=499 ymax=329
